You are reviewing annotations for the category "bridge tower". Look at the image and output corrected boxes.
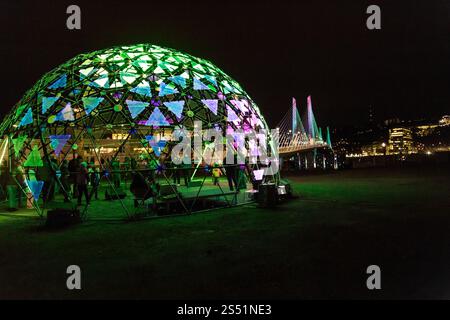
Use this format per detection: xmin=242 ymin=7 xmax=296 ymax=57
xmin=276 ymin=95 xmax=333 ymax=171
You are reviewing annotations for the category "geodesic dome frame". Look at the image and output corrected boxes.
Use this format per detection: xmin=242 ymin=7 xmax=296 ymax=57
xmin=0 ymin=43 xmax=278 ymax=219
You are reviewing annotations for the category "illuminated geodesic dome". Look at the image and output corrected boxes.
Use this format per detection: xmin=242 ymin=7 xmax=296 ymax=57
xmin=0 ymin=44 xmax=275 ymax=217
xmin=0 ymin=43 xmax=271 ymax=164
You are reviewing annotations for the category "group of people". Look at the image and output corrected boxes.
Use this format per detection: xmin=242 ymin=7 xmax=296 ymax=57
xmin=64 ymin=156 xmax=100 ymax=205
xmin=5 ymin=151 xmax=256 ymax=208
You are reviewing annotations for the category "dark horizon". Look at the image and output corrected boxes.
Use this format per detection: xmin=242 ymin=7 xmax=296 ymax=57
xmin=1 ymin=0 xmax=449 ymax=128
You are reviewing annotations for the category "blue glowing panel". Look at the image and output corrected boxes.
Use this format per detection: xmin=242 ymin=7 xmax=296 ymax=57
xmin=55 ymin=103 xmax=75 ymax=122
xmin=201 ymin=99 xmax=218 ymax=115
xmin=130 ymin=80 xmax=152 ymax=97
xmin=42 ymin=97 xmax=59 ymax=114
xmin=49 ymin=134 xmax=71 ymax=156
xmin=48 ymin=74 xmax=67 ymax=89
xmin=145 ymin=107 xmax=170 ymax=126
xmin=164 ymin=101 xmax=184 ymax=118
xmin=204 ymin=75 xmax=217 ymax=86
xmin=168 ymin=76 xmax=186 ymax=88
xmin=82 ymin=97 xmax=104 ymax=115
xmin=145 ymin=135 xmax=167 ymax=157
xmin=126 ymin=100 xmax=148 ymax=119
xmin=26 ymin=180 xmax=44 ymax=201
xmin=193 ymin=78 xmax=209 ymax=90
xmin=159 ymin=82 xmax=178 ymax=96
xmin=18 ymin=108 xmax=33 ymax=127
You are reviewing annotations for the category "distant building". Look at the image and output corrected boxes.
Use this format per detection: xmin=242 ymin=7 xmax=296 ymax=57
xmin=338 ymin=115 xmax=450 ymax=157
xmin=388 ymin=127 xmax=415 ymax=155
xmin=384 ymin=118 xmax=401 ymax=126
xmin=439 ymin=115 xmax=450 ymax=126
xmin=415 ymin=123 xmax=439 ymax=137
xmin=361 ymin=141 xmax=386 ymax=156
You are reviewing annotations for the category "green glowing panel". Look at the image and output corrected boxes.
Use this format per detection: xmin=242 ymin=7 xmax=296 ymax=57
xmin=79 ymin=67 xmax=96 ymax=79
xmin=12 ymin=135 xmax=27 ymax=157
xmin=193 ymin=64 xmax=206 ymax=73
xmin=24 ymin=145 xmax=43 ymax=167
xmin=15 ymin=104 xmax=27 ymax=118
xmin=82 ymin=97 xmax=104 ymax=115
xmin=92 ymin=76 xmax=109 ymax=88
xmin=120 ymin=72 xmax=139 ymax=85
xmin=221 ymin=80 xmax=237 ymax=94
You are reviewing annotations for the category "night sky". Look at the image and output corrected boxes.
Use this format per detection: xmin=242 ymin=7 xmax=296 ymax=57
xmin=1 ymin=0 xmax=449 ymax=128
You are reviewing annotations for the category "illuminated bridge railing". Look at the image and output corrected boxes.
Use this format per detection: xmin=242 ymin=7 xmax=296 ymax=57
xmin=278 ymin=142 xmax=328 ymax=154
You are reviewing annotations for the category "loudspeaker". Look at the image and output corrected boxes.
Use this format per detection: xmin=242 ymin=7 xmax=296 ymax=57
xmin=105 ymin=187 xmax=127 ymax=200
xmin=257 ymin=183 xmax=278 ymax=207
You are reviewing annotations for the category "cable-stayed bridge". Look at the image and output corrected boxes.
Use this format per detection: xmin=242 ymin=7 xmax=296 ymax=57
xmin=276 ymin=96 xmax=332 ymax=156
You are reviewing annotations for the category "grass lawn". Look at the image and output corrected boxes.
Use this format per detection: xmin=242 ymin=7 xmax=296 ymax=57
xmin=1 ymin=165 xmax=450 ymax=299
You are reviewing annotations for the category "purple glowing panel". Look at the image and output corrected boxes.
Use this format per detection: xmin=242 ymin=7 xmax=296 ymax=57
xmin=217 ymin=92 xmax=225 ymax=100
xmin=55 ymin=103 xmax=75 ymax=122
xmin=227 ymin=105 xmax=239 ymax=123
xmin=49 ymin=134 xmax=71 ymax=156
xmin=201 ymin=99 xmax=218 ymax=115
xmin=230 ymin=100 xmax=248 ymax=114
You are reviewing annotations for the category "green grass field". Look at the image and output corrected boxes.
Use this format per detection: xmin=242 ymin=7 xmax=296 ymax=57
xmin=1 ymin=166 xmax=450 ymax=299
